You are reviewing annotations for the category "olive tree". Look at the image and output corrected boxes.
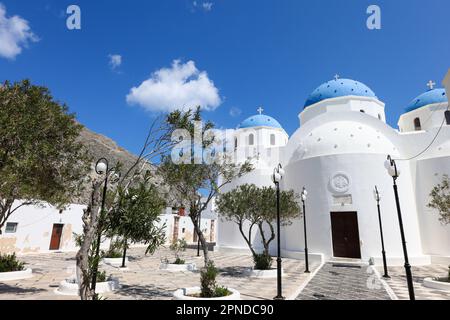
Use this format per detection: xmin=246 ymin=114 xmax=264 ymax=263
xmin=428 ymin=175 xmax=450 ymax=280
xmin=0 ymin=80 xmax=90 ymax=234
xmin=108 ymin=181 xmax=167 ymax=261
xmin=216 ymin=184 xmax=301 ymax=270
xmin=159 ymin=108 xmax=253 ymax=265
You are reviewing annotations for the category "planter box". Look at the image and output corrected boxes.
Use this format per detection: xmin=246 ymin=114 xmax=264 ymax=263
xmin=55 ymin=278 xmax=120 ymax=296
xmin=0 ymin=268 xmax=33 ymax=281
xmin=245 ymin=268 xmax=285 ymax=279
xmin=160 ymin=263 xmax=196 ymax=272
xmin=173 ymin=287 xmax=240 ymax=300
xmin=423 ymin=277 xmax=450 ymax=291
xmin=102 ymin=257 xmax=129 ymax=268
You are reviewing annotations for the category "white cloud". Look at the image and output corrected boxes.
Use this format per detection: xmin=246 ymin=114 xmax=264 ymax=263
xmin=229 ymin=107 xmax=242 ymax=117
xmin=202 ymin=2 xmax=213 ymax=11
xmin=127 ymin=60 xmax=222 ymax=113
xmin=192 ymin=1 xmax=214 ymax=12
xmin=0 ymin=3 xmax=38 ymax=59
xmin=108 ymin=54 xmax=122 ymax=70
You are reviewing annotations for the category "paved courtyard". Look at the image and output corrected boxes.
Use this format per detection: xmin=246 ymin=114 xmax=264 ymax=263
xmin=296 ymin=262 xmax=391 ymax=300
xmin=379 ymin=264 xmax=450 ymax=300
xmin=0 ymin=247 xmax=319 ymax=300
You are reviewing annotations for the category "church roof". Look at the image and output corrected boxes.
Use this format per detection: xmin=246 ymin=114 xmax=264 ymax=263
xmin=405 ymin=88 xmax=447 ymax=113
xmin=238 ymin=114 xmax=283 ymax=129
xmin=304 ymin=78 xmax=377 ymax=108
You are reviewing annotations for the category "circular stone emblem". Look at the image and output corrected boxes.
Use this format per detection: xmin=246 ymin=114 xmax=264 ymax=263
xmin=330 ymin=173 xmax=351 ymax=193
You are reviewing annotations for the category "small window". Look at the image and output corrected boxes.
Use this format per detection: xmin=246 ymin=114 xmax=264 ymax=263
xmin=249 ymin=134 xmax=255 ymax=146
xmin=5 ymin=222 xmax=18 ymax=234
xmin=182 ymin=228 xmax=186 ymax=233
xmin=360 ymin=110 xmax=365 ymax=113
xmin=378 ymin=114 xmax=382 ymax=120
xmin=234 ymin=138 xmax=238 ymax=150
xmin=414 ymin=118 xmax=422 ymax=131
xmin=270 ymin=134 xmax=276 ymax=146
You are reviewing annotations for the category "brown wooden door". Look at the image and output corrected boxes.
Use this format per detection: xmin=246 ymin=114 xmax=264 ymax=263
xmin=49 ymin=224 xmax=64 ymax=250
xmin=330 ymin=212 xmax=361 ymax=259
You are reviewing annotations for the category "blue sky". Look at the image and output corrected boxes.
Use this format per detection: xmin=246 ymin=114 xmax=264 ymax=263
xmin=1 ymin=0 xmax=449 ymax=155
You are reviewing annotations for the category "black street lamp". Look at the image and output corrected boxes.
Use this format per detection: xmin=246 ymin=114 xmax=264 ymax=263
xmin=373 ymin=186 xmax=390 ymax=279
xmin=272 ymin=163 xmax=285 ymax=300
xmin=385 ymin=155 xmax=415 ymax=300
xmin=301 ymin=187 xmax=310 ymax=274
xmin=91 ymin=158 xmax=120 ymax=295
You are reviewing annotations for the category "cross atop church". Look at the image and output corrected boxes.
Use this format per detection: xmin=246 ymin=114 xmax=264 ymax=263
xmin=257 ymin=107 xmax=264 ymax=115
xmin=334 ymin=74 xmax=340 ymax=81
xmin=427 ymin=80 xmax=436 ymax=90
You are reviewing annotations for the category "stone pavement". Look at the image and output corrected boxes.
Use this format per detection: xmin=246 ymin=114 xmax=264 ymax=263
xmin=296 ymin=262 xmax=391 ymax=300
xmin=0 ymin=247 xmax=319 ymax=300
xmin=379 ymin=264 xmax=450 ymax=300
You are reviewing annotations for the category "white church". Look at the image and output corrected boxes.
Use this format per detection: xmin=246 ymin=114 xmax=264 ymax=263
xmin=216 ymin=72 xmax=450 ymax=266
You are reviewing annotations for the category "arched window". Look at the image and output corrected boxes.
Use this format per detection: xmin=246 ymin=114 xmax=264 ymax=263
xmin=414 ymin=118 xmax=422 ymax=131
xmin=249 ymin=134 xmax=254 ymax=146
xmin=270 ymin=134 xmax=276 ymax=146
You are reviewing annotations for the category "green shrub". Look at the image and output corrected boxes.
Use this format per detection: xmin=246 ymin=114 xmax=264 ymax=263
xmin=214 ymin=286 xmax=231 ymax=298
xmin=102 ymin=240 xmax=123 ymax=258
xmin=96 ymin=270 xmax=107 ymax=283
xmin=253 ymin=253 xmax=273 ymax=270
xmin=0 ymin=253 xmax=25 ymax=273
xmin=170 ymin=239 xmax=187 ymax=264
xmin=200 ymin=261 xmax=219 ymax=298
xmin=199 ymin=261 xmax=230 ymax=298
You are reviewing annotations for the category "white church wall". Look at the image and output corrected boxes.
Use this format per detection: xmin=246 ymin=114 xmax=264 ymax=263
xmin=282 ymin=153 xmax=426 ymax=265
xmin=414 ymin=156 xmax=450 ymax=257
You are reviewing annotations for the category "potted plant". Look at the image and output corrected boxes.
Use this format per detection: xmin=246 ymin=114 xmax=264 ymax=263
xmin=173 ymin=261 xmax=240 ymax=300
xmin=0 ymin=253 xmax=33 ymax=281
xmin=101 ymin=240 xmax=128 ymax=268
xmin=56 ymin=270 xmax=120 ymax=296
xmin=160 ymin=239 xmax=196 ymax=271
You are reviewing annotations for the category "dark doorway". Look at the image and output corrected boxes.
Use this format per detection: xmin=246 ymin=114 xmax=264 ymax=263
xmin=49 ymin=224 xmax=64 ymax=250
xmin=330 ymin=212 xmax=361 ymax=259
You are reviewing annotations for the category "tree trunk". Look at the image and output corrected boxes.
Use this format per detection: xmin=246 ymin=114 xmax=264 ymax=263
xmin=237 ymin=221 xmax=256 ymax=257
xmin=190 ymin=211 xmax=209 ymax=266
xmin=75 ymin=181 xmax=102 ymax=300
xmin=0 ymin=198 xmax=15 ymax=235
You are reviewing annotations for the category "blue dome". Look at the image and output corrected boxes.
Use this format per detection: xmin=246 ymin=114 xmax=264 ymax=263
xmin=304 ymin=78 xmax=377 ymax=108
xmin=238 ymin=114 xmax=283 ymax=129
xmin=405 ymin=88 xmax=447 ymax=112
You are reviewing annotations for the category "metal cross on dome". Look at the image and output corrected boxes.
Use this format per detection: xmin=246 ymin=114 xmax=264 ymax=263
xmin=426 ymin=80 xmax=436 ymax=90
xmin=334 ymin=74 xmax=340 ymax=81
xmin=257 ymin=107 xmax=264 ymax=115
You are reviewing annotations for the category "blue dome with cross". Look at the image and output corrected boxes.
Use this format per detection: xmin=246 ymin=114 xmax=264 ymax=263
xmin=405 ymin=82 xmax=447 ymax=112
xmin=238 ymin=108 xmax=283 ymax=129
xmin=304 ymin=77 xmax=377 ymax=108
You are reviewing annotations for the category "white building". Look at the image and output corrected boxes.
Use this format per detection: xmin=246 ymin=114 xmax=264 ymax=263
xmin=216 ymin=72 xmax=450 ymax=266
xmin=0 ymin=202 xmax=217 ymax=255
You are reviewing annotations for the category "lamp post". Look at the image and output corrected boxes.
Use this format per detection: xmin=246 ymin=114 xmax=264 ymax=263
xmin=385 ymin=155 xmax=415 ymax=300
xmin=91 ymin=158 xmax=119 ymax=295
xmin=301 ymin=187 xmax=310 ymax=274
xmin=373 ymin=186 xmax=389 ymax=279
xmin=272 ymin=164 xmax=285 ymax=300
